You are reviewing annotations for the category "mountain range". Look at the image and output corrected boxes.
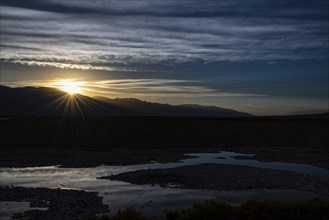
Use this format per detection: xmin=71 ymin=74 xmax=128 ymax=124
xmin=0 ymin=85 xmax=252 ymax=117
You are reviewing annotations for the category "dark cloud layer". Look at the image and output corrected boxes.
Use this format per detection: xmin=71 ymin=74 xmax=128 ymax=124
xmin=1 ymin=1 xmax=328 ymax=19
xmin=1 ymin=0 xmax=328 ymax=69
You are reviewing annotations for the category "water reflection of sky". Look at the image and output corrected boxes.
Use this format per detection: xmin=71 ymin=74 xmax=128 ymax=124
xmin=0 ymin=151 xmax=328 ymax=219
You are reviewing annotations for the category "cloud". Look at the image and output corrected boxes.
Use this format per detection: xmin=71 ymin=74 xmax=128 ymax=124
xmin=2 ymin=79 xmax=266 ymax=98
xmin=0 ymin=1 xmax=328 ymax=71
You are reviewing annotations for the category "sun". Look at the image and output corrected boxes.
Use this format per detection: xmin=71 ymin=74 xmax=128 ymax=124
xmin=62 ymin=83 xmax=81 ymax=95
xmin=54 ymin=80 xmax=83 ymax=95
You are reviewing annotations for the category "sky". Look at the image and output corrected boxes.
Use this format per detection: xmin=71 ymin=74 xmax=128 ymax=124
xmin=0 ymin=0 xmax=328 ymax=115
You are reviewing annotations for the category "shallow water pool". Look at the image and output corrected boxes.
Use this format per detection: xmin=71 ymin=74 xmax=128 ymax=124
xmin=1 ymin=151 xmax=328 ymax=219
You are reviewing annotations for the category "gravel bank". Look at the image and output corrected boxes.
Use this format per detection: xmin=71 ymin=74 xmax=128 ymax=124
xmin=0 ymin=186 xmax=109 ymax=220
xmin=105 ymin=164 xmax=329 ymax=196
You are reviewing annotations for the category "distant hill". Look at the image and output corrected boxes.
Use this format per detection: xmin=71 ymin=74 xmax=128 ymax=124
xmin=288 ymin=109 xmax=329 ymax=115
xmin=272 ymin=112 xmax=329 ymax=120
xmin=0 ymin=85 xmax=252 ymax=117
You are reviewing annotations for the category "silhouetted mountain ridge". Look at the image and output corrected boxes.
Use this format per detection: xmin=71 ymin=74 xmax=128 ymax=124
xmin=0 ymin=85 xmax=252 ymax=117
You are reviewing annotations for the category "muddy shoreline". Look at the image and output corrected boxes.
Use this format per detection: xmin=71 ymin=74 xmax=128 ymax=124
xmin=1 ymin=117 xmax=328 ymax=168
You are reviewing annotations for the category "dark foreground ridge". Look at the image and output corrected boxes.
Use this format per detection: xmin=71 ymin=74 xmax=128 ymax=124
xmin=104 ymin=164 xmax=329 ymax=196
xmin=0 ymin=116 xmax=328 ymax=148
xmin=0 ymin=186 xmax=109 ymax=220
